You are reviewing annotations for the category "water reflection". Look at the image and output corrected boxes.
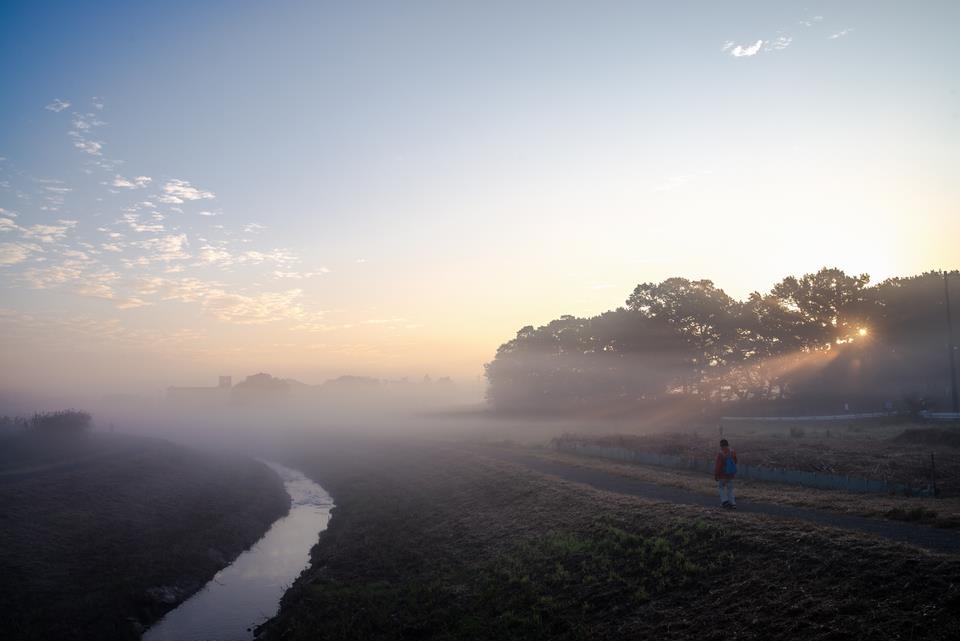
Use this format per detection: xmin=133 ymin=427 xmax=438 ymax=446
xmin=144 ymin=463 xmax=333 ymax=641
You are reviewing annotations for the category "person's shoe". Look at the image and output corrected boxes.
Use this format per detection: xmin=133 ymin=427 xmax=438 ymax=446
xmin=729 ymin=503 xmax=737 ymax=510
xmin=721 ymin=501 xmax=731 ymax=509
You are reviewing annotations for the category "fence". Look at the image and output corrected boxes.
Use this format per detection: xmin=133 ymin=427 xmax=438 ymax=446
xmin=553 ymin=440 xmax=918 ymax=496
xmin=720 ymin=412 xmax=892 ymax=422
xmin=920 ymin=412 xmax=960 ymax=422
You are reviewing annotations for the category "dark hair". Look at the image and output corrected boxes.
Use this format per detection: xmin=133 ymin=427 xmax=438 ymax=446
xmin=719 ymin=439 xmax=729 ymax=447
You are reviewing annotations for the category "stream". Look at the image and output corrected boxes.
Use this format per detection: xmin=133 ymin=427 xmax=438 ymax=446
xmin=143 ymin=462 xmax=333 ymax=641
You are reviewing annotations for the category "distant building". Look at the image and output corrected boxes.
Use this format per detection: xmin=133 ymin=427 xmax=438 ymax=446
xmin=167 ymin=376 xmax=232 ymax=404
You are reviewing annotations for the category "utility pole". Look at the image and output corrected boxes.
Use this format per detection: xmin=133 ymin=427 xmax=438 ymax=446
xmin=945 ymin=271 xmax=959 ymax=414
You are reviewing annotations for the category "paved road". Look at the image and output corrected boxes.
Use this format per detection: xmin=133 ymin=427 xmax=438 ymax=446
xmin=484 ymin=449 xmax=960 ymax=554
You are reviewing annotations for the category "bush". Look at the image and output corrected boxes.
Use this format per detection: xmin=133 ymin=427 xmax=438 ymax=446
xmin=30 ymin=410 xmax=92 ymax=434
xmin=0 ymin=415 xmax=30 ymax=432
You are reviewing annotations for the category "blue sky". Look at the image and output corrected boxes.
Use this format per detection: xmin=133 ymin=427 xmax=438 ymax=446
xmin=1 ymin=1 xmax=958 ymax=394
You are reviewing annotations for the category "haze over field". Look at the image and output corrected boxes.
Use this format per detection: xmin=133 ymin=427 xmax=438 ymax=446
xmin=1 ymin=1 xmax=958 ymax=402
xmin=4 ymin=5 xmax=960 ymax=641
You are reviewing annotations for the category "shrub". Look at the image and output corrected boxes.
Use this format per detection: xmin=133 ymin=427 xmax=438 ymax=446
xmin=0 ymin=415 xmax=30 ymax=432
xmin=30 ymin=410 xmax=92 ymax=434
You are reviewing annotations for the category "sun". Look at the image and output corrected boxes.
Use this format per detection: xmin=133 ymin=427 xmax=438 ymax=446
xmin=858 ymin=328 xmax=869 ymax=337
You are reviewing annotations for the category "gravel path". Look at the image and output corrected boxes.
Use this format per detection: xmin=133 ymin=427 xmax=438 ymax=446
xmin=486 ymin=449 xmax=960 ymax=554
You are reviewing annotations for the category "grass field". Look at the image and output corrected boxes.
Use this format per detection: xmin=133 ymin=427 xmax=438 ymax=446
xmin=259 ymin=437 xmax=960 ymax=641
xmin=0 ymin=432 xmax=290 ymax=641
xmin=556 ymin=419 xmax=960 ymax=495
xmin=528 ymin=447 xmax=960 ymax=529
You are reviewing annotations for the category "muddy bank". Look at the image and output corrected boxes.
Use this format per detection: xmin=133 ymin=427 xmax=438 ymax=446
xmin=0 ymin=433 xmax=289 ymax=641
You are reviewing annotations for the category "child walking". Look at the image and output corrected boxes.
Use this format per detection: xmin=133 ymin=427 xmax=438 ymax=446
xmin=714 ymin=439 xmax=737 ymax=509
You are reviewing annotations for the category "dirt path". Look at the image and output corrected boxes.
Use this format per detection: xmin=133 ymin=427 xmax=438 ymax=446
xmin=482 ymin=448 xmax=960 ymax=554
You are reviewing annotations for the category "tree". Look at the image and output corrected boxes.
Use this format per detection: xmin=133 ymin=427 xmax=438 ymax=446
xmin=768 ymin=268 xmax=871 ymax=350
xmin=626 ymin=278 xmax=740 ymax=398
xmin=484 ymin=309 xmax=692 ymax=411
xmin=485 ymin=268 xmax=960 ymax=415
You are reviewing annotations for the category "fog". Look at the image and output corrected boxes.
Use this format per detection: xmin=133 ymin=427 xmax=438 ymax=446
xmin=3 ymin=268 xmax=958 ymax=455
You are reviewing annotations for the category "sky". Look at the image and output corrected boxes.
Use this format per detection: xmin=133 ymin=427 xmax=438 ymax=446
xmin=1 ymin=0 xmax=958 ymax=396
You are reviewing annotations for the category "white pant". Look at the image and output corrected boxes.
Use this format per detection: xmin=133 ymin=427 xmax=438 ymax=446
xmin=717 ymin=479 xmax=735 ymax=505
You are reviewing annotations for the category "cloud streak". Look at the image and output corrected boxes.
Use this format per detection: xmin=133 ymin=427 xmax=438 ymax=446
xmin=829 ymin=28 xmax=854 ymax=40
xmin=45 ymin=99 xmax=71 ymax=112
xmin=727 ymin=40 xmax=764 ymax=57
xmin=113 ymin=175 xmax=152 ymax=189
xmin=0 ymin=243 xmax=38 ymax=265
xmin=159 ymin=179 xmax=215 ymax=204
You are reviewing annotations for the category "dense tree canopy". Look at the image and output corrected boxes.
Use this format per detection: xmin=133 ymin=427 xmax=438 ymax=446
xmin=485 ymin=269 xmax=959 ymax=414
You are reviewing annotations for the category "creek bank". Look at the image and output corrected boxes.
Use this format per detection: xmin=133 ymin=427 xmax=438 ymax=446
xmin=0 ymin=433 xmax=290 ymax=641
xmin=144 ymin=463 xmax=333 ymax=641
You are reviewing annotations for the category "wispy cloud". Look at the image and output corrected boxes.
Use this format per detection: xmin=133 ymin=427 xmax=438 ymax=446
xmin=0 ymin=311 xmax=202 ymax=353
xmin=272 ymin=268 xmax=330 ymax=279
xmin=0 ymin=243 xmax=39 ymax=265
xmin=198 ymin=244 xmax=234 ymax=266
xmin=202 ymin=288 xmax=307 ymax=324
xmin=73 ymin=139 xmax=103 ymax=156
xmin=112 ymin=175 xmax=152 ymax=189
xmin=133 ymin=276 xmax=320 ymax=325
xmin=2 ymin=104 xmax=340 ymax=331
xmin=829 ymin=28 xmax=854 ymax=40
xmin=1 ymin=213 xmax=23 ymax=233
xmin=132 ymin=233 xmax=190 ymax=262
xmin=239 ymin=249 xmax=297 ymax=265
xmin=727 ymin=40 xmax=764 ymax=57
xmin=21 ymin=261 xmax=87 ymax=288
xmin=71 ymin=114 xmax=105 ymax=132
xmin=159 ymin=179 xmax=215 ymax=204
xmin=68 ymin=113 xmax=107 ymax=157
xmin=45 ymin=99 xmax=71 ymax=112
xmin=767 ymin=35 xmax=792 ymax=51
xmin=726 ymin=10 xmax=822 ymax=59
xmin=121 ymin=212 xmax=165 ymax=233
xmin=21 ymin=219 xmax=78 ymax=244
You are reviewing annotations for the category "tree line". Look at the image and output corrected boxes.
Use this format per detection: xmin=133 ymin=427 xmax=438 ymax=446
xmin=0 ymin=410 xmax=92 ymax=434
xmin=484 ymin=268 xmax=959 ymax=415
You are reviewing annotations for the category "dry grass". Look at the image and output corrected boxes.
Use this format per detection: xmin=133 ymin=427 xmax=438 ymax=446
xmin=259 ymin=438 xmax=960 ymax=641
xmin=0 ymin=432 xmax=289 ymax=641
xmin=565 ymin=419 xmax=960 ymax=495
xmin=527 ymin=449 xmax=960 ymax=528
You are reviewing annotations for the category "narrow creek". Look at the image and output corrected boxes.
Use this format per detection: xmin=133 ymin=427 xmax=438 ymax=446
xmin=143 ymin=462 xmax=333 ymax=641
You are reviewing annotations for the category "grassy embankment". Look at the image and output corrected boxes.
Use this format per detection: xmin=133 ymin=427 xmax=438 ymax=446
xmin=260 ymin=438 xmax=960 ymax=641
xmin=0 ymin=432 xmax=290 ymax=641
xmin=528 ymin=447 xmax=960 ymax=528
xmin=545 ymin=421 xmax=960 ymax=527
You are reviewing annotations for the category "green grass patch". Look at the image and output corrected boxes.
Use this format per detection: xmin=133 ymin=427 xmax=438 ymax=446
xmin=472 ymin=519 xmax=727 ymax=639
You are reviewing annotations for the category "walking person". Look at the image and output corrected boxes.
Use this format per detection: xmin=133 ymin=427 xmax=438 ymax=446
xmin=715 ymin=439 xmax=737 ymax=509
